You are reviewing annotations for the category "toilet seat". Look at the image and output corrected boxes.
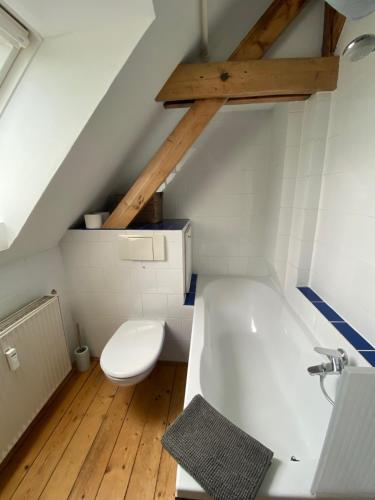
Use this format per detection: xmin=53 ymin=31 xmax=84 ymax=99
xmin=100 ymin=320 xmax=165 ymax=384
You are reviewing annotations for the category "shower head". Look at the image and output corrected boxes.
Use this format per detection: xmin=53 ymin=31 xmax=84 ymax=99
xmin=342 ymin=34 xmax=375 ymax=61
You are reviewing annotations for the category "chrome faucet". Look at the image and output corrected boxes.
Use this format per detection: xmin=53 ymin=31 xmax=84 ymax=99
xmin=307 ymin=347 xmax=348 ymax=376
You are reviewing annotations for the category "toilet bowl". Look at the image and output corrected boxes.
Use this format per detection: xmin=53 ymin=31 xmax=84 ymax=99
xmin=100 ymin=320 xmax=165 ymax=386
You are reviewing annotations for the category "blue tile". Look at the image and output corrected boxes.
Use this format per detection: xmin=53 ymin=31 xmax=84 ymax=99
xmin=75 ymin=219 xmax=190 ymax=231
xmin=333 ymin=322 xmax=374 ymax=350
xmin=184 ymin=293 xmax=195 ymax=306
xmin=358 ymin=350 xmax=375 ymax=367
xmin=313 ymin=302 xmax=344 ymax=322
xmin=298 ymin=287 xmax=323 ymax=302
xmin=127 ymin=219 xmax=189 ymax=231
xmin=187 ymin=274 xmax=198 ymax=294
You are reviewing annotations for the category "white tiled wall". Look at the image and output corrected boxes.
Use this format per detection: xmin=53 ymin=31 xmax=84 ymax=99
xmin=164 ymin=110 xmax=271 ymax=277
xmin=60 ymin=228 xmax=193 ymax=360
xmin=0 ymin=247 xmax=75 ymax=353
xmin=265 ymin=94 xmax=332 ymax=291
xmin=286 ymin=93 xmax=331 ymax=288
xmin=309 ymin=13 xmax=375 ymax=347
xmin=265 ymin=103 xmax=300 ymax=285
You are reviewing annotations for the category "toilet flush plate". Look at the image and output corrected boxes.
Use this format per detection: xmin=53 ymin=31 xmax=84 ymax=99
xmin=118 ymin=235 xmax=153 ymax=260
xmin=118 ymin=234 xmax=165 ymax=261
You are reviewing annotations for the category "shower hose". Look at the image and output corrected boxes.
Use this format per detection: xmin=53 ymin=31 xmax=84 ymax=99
xmin=319 ymin=374 xmax=334 ymax=405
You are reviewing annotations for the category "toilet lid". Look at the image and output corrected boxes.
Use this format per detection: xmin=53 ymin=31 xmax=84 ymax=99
xmin=100 ymin=320 xmax=165 ymax=379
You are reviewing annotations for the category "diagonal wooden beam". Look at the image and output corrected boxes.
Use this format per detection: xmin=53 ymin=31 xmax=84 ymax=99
xmin=163 ymin=94 xmax=310 ymax=109
xmin=104 ymin=0 xmax=310 ymax=229
xmin=230 ymin=0 xmax=310 ymax=61
xmin=156 ymin=57 xmax=339 ymax=102
xmin=322 ymin=2 xmax=346 ymax=56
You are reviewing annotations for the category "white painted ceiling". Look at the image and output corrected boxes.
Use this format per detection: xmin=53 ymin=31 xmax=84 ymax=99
xmin=4 ymin=0 xmax=154 ymax=36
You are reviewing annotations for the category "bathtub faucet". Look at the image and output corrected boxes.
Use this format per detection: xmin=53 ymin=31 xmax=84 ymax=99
xmin=307 ymin=347 xmax=348 ymax=376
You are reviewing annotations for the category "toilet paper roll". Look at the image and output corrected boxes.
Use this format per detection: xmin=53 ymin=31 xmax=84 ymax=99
xmin=84 ymin=212 xmax=109 ymax=229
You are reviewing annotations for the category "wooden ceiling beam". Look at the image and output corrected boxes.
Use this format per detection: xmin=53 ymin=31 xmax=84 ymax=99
xmin=322 ymin=2 xmax=346 ymax=56
xmin=104 ymin=0 xmax=310 ymax=229
xmin=156 ymin=57 xmax=339 ymax=102
xmin=163 ymin=94 xmax=310 ymax=109
xmin=230 ymin=0 xmax=310 ymax=61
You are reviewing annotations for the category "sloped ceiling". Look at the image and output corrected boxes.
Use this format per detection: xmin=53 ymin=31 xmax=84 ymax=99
xmin=0 ymin=0 xmax=154 ymax=260
xmin=0 ymin=0 xmax=325 ymax=266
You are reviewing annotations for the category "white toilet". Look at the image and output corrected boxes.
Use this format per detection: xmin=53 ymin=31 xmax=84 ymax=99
xmin=100 ymin=320 xmax=165 ymax=386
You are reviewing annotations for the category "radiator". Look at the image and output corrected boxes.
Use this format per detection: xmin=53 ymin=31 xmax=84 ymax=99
xmin=312 ymin=367 xmax=375 ymax=496
xmin=0 ymin=295 xmax=71 ymax=463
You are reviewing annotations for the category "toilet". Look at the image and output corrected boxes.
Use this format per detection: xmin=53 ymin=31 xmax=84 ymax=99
xmin=100 ymin=320 xmax=165 ymax=386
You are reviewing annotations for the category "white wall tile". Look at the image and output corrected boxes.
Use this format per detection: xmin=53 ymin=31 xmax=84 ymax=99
xmin=156 ymin=269 xmax=184 ymax=294
xmin=142 ymin=293 xmax=167 ymax=319
xmin=168 ymin=294 xmax=194 ymax=318
xmin=309 ymin=16 xmax=375 ymax=348
xmin=160 ymin=318 xmax=193 ymax=362
xmin=87 ymin=242 xmax=115 ymax=267
xmin=130 ymin=268 xmax=158 ymax=292
xmin=283 ymin=146 xmax=300 ymax=178
xmin=228 ymin=257 xmax=248 ymax=276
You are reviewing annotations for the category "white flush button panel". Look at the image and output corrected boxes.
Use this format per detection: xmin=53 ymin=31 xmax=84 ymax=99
xmin=118 ymin=234 xmax=165 ymax=261
xmin=4 ymin=347 xmax=20 ymax=371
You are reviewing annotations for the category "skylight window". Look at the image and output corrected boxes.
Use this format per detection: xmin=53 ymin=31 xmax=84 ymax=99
xmin=0 ymin=6 xmax=29 ymax=86
xmin=0 ymin=7 xmax=29 ymax=85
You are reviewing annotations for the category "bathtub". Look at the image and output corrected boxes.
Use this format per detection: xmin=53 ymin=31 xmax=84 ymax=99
xmin=177 ymin=276 xmax=340 ymax=500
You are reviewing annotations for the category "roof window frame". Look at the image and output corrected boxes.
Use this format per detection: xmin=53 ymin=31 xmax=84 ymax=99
xmin=0 ymin=5 xmax=41 ymax=115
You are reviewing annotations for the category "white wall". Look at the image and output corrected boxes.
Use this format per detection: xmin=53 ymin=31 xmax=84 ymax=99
xmin=0 ymin=247 xmax=75 ymax=353
xmin=0 ymin=0 xmax=154 ymax=249
xmin=164 ymin=110 xmax=271 ymax=276
xmin=265 ymin=102 xmax=297 ymax=285
xmin=310 ymin=12 xmax=375 ymax=347
xmin=265 ymin=93 xmax=332 ymax=291
xmin=60 ymin=229 xmax=193 ymax=361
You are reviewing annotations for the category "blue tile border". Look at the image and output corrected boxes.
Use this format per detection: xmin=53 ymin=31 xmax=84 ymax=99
xmin=184 ymin=293 xmax=195 ymax=306
xmin=127 ymin=219 xmax=189 ymax=231
xmin=358 ymin=351 xmax=375 ymax=366
xmin=72 ymin=219 xmax=190 ymax=231
xmin=298 ymin=287 xmax=323 ymax=302
xmin=333 ymin=322 xmax=374 ymax=351
xmin=297 ymin=286 xmax=375 ymax=367
xmin=312 ymin=302 xmax=344 ymax=322
xmin=184 ymin=274 xmax=198 ymax=306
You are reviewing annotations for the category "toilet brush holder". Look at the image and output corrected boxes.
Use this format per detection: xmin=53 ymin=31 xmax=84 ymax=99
xmin=74 ymin=345 xmax=90 ymax=372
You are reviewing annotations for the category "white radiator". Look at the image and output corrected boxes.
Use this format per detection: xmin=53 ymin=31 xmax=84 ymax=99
xmin=312 ymin=367 xmax=375 ymax=497
xmin=0 ymin=295 xmax=71 ymax=463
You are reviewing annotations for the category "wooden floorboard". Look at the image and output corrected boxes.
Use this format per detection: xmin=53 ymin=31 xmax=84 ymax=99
xmin=154 ymin=365 xmax=187 ymax=500
xmin=68 ymin=385 xmax=135 ymax=500
xmin=124 ymin=365 xmax=175 ymax=500
xmin=0 ymin=361 xmax=187 ymax=500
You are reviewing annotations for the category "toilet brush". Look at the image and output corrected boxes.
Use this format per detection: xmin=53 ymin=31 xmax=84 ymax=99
xmin=73 ymin=323 xmax=90 ymax=372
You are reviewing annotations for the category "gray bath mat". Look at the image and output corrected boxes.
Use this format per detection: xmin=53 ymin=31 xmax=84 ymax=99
xmin=162 ymin=394 xmax=273 ymax=500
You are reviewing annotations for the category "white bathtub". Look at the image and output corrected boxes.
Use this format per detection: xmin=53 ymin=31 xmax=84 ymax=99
xmin=177 ymin=276 xmax=341 ymax=499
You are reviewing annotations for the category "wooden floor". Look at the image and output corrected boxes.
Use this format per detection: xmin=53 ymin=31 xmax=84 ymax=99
xmin=0 ymin=361 xmax=187 ymax=500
